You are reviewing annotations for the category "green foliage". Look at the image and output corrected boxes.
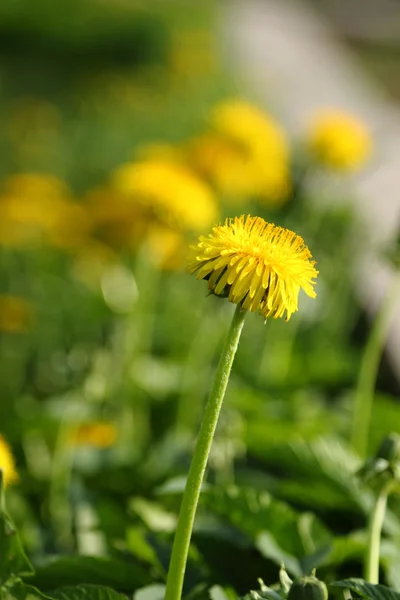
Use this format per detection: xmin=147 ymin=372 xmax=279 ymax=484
xmin=0 ymin=1 xmax=398 ymax=599
xmin=331 ymin=579 xmax=400 ymax=600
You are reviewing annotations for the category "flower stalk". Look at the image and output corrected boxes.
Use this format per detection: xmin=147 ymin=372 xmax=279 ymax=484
xmin=164 ymin=304 xmax=246 ymax=600
xmin=364 ymin=480 xmax=394 ymax=584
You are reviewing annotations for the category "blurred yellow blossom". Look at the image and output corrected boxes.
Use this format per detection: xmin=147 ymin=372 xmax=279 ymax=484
xmin=186 ymin=100 xmax=291 ymax=205
xmin=0 ymin=435 xmax=18 ymax=487
xmin=307 ymin=109 xmax=372 ymax=171
xmin=187 ymin=133 xmax=291 ymax=205
xmin=0 ymin=173 xmax=90 ymax=250
xmin=113 ymin=158 xmax=218 ymax=232
xmin=84 ymin=186 xmax=149 ymax=251
xmin=69 ymin=422 xmax=117 ymax=449
xmin=210 ymin=99 xmax=288 ymax=160
xmin=0 ymin=295 xmax=34 ymax=333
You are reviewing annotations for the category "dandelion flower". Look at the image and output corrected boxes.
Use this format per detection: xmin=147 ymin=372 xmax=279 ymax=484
xmin=0 ymin=435 xmax=18 ymax=487
xmin=189 ymin=215 xmax=318 ymax=321
xmin=187 ymin=101 xmax=291 ymax=205
xmin=113 ymin=159 xmax=218 ymax=233
xmin=307 ymin=109 xmax=372 ymax=171
xmin=0 ymin=173 xmax=89 ymax=250
xmin=211 ymin=99 xmax=288 ymax=160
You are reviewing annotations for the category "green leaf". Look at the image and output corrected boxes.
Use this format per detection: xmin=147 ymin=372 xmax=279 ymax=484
xmin=29 ymin=556 xmax=152 ymax=594
xmin=209 ymin=586 xmax=238 ymax=600
xmin=2 ymin=581 xmax=54 ymax=600
xmin=201 ymin=485 xmax=332 ymax=576
xmin=245 ymin=436 xmax=400 ymax=536
xmin=134 ymin=584 xmax=166 ymax=600
xmin=49 ymin=584 xmax=127 ymax=600
xmin=126 ymin=527 xmax=165 ymax=574
xmin=330 ymin=579 xmax=400 ymax=600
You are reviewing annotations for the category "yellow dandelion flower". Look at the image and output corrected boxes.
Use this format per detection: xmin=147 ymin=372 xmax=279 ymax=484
xmin=0 ymin=173 xmax=87 ymax=249
xmin=307 ymin=109 xmax=372 ymax=171
xmin=113 ymin=159 xmax=218 ymax=232
xmin=189 ymin=215 xmax=318 ymax=321
xmin=211 ymin=99 xmax=288 ymax=160
xmin=0 ymin=435 xmax=18 ymax=487
xmin=187 ymin=134 xmax=291 ymax=205
xmin=0 ymin=295 xmax=34 ymax=333
xmin=69 ymin=422 xmax=117 ymax=449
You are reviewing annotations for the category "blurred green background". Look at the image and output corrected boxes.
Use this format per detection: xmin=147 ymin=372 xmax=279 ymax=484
xmin=1 ymin=1 xmax=400 ymax=598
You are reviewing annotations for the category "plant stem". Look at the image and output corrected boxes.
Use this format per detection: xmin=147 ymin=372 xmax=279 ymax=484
xmin=364 ymin=481 xmax=393 ymax=583
xmin=351 ymin=272 xmax=400 ymax=458
xmin=164 ymin=304 xmax=247 ymax=600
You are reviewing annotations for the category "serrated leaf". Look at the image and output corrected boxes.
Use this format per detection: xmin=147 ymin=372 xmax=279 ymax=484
xmin=330 ymin=579 xmax=400 ymax=600
xmin=49 ymin=584 xmax=127 ymax=600
xmin=201 ymin=485 xmax=332 ymax=576
xmin=245 ymin=437 xmax=400 ymax=535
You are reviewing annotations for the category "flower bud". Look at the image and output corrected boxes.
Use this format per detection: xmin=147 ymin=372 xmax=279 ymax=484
xmin=287 ymin=576 xmax=328 ymax=600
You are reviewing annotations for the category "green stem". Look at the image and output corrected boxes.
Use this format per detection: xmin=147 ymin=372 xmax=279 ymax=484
xmin=351 ymin=273 xmax=400 ymax=458
xmin=164 ymin=304 xmax=247 ymax=600
xmin=364 ymin=481 xmax=393 ymax=583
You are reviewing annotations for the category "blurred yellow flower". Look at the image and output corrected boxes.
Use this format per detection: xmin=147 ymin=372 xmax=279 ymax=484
xmin=307 ymin=110 xmax=372 ymax=171
xmin=70 ymin=422 xmax=117 ymax=449
xmin=0 ymin=173 xmax=90 ymax=250
xmin=210 ymin=99 xmax=288 ymax=160
xmin=186 ymin=100 xmax=291 ymax=205
xmin=113 ymin=158 xmax=218 ymax=232
xmin=84 ymin=186 xmax=149 ymax=251
xmin=0 ymin=295 xmax=34 ymax=333
xmin=189 ymin=215 xmax=318 ymax=321
xmin=0 ymin=435 xmax=18 ymax=487
xmin=187 ymin=133 xmax=290 ymax=205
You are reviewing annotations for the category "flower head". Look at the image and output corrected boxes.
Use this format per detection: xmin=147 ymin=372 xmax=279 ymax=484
xmin=187 ymin=100 xmax=291 ymax=205
xmin=0 ymin=435 xmax=18 ymax=487
xmin=307 ymin=109 xmax=372 ymax=171
xmin=113 ymin=159 xmax=218 ymax=233
xmin=211 ymin=100 xmax=288 ymax=160
xmin=189 ymin=215 xmax=318 ymax=321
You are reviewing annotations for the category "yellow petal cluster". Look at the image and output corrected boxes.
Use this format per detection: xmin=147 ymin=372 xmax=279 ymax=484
xmin=0 ymin=435 xmax=18 ymax=487
xmin=0 ymin=173 xmax=90 ymax=250
xmin=307 ymin=110 xmax=372 ymax=171
xmin=211 ymin=100 xmax=288 ymax=157
xmin=188 ymin=100 xmax=291 ymax=204
xmin=189 ymin=215 xmax=318 ymax=321
xmin=113 ymin=159 xmax=218 ymax=233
